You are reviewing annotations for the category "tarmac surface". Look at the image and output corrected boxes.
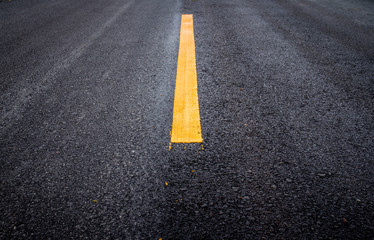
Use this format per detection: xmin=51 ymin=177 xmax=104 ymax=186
xmin=1 ymin=0 xmax=373 ymax=239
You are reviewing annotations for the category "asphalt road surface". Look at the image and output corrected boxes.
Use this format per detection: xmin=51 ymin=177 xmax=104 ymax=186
xmin=1 ymin=0 xmax=374 ymax=239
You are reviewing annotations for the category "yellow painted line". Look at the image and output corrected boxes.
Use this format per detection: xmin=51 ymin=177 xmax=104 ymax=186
xmin=171 ymin=14 xmax=203 ymax=143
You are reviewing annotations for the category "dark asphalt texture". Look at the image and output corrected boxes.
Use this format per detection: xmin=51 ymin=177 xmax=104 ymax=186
xmin=1 ymin=0 xmax=374 ymax=239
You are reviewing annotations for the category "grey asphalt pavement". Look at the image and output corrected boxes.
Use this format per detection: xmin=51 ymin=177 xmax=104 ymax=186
xmin=1 ymin=0 xmax=373 ymax=239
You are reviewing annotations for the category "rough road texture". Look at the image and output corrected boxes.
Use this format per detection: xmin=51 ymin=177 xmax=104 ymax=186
xmin=1 ymin=0 xmax=373 ymax=239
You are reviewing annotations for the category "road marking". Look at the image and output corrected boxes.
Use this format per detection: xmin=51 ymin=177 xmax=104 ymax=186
xmin=171 ymin=14 xmax=203 ymax=143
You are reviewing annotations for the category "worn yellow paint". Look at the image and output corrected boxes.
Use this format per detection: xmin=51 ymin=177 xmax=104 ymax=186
xmin=171 ymin=14 xmax=203 ymax=143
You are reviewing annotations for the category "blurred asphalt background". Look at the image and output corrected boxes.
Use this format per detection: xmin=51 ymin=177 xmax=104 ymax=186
xmin=1 ymin=0 xmax=373 ymax=239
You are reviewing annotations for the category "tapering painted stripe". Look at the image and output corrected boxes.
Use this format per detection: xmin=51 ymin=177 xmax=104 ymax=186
xmin=171 ymin=14 xmax=203 ymax=143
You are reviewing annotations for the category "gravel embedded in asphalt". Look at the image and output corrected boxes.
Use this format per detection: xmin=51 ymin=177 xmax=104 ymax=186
xmin=1 ymin=0 xmax=373 ymax=239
